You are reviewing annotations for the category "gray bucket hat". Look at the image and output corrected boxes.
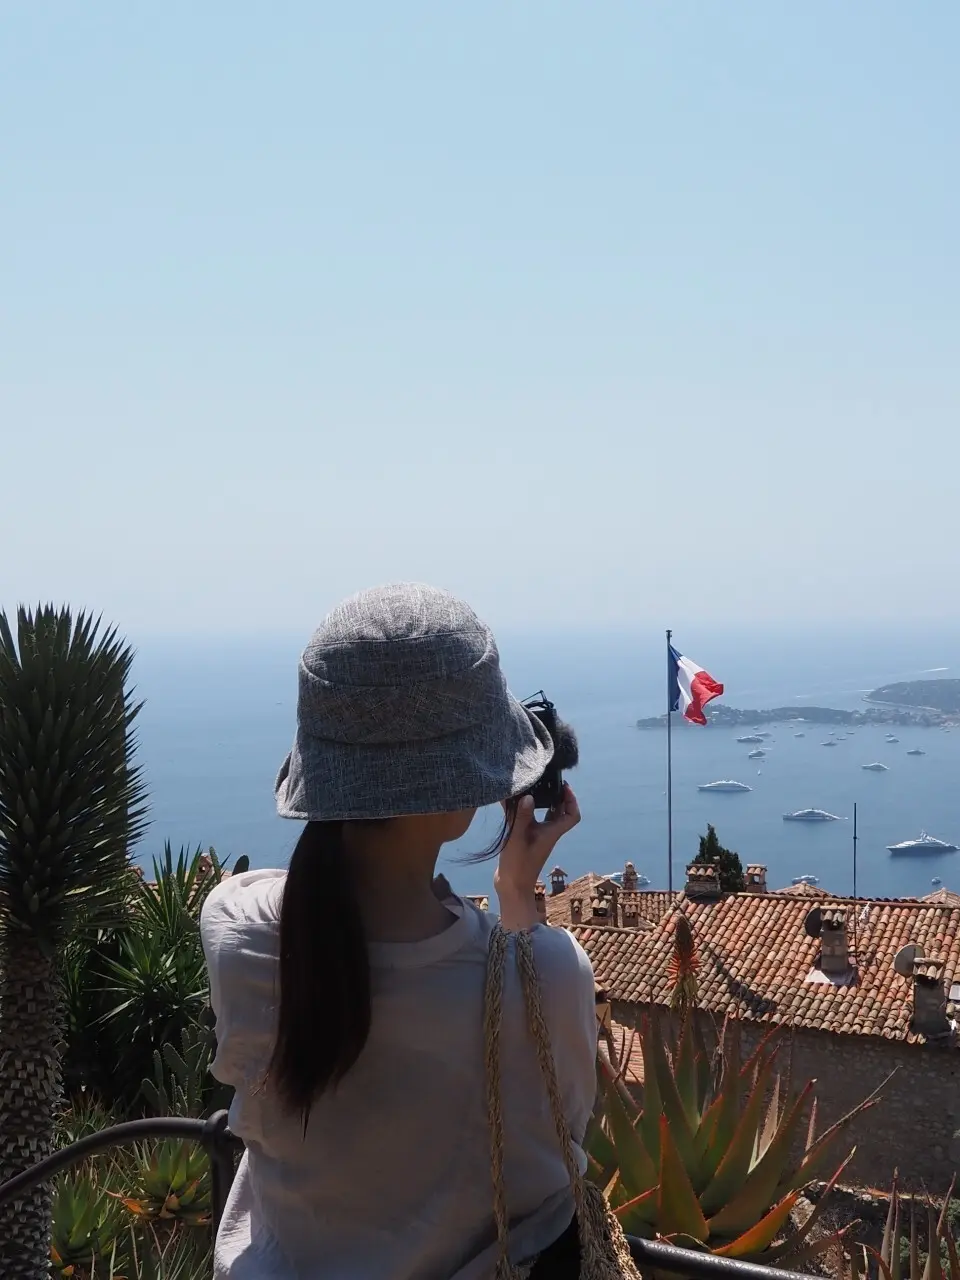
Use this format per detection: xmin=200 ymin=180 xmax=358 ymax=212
xmin=275 ymin=583 xmax=554 ymax=822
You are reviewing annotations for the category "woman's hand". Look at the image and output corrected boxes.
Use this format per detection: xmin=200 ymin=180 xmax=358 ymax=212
xmin=494 ymin=785 xmax=581 ymax=929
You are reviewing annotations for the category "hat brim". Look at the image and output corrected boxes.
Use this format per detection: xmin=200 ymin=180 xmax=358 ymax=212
xmin=275 ymin=693 xmax=554 ymax=822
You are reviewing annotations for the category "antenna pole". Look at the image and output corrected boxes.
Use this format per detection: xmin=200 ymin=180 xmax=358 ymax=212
xmin=666 ymin=628 xmax=673 ymax=895
xmin=852 ymin=802 xmax=859 ymax=962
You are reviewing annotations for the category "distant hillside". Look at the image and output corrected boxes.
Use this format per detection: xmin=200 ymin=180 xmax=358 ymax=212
xmin=865 ymin=678 xmax=960 ymax=714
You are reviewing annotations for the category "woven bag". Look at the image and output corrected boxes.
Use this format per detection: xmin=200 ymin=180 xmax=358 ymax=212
xmin=483 ymin=923 xmax=642 ymax=1280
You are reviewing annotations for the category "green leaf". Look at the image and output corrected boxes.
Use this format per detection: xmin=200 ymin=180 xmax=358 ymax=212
xmin=705 ymin=1081 xmax=814 ymax=1240
xmin=674 ymin=1012 xmax=700 ymax=1130
xmin=657 ymin=1115 xmax=709 ymax=1243
xmin=637 ymin=1016 xmax=663 ymax=1170
xmin=699 ymin=1047 xmax=777 ymax=1217
xmin=646 ymin=1010 xmax=697 ymax=1171
xmin=614 ymin=1185 xmax=659 ymax=1233
xmin=924 ymin=1205 xmax=944 ymax=1280
xmin=601 ymin=1068 xmax=658 ymax=1198
xmin=712 ymin=1191 xmax=800 ymax=1257
xmin=778 ymin=1074 xmax=887 ymax=1193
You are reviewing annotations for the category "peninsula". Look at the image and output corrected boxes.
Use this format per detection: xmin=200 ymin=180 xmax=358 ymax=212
xmin=865 ymin=678 xmax=960 ymax=715
xmin=637 ymin=678 xmax=960 ymax=729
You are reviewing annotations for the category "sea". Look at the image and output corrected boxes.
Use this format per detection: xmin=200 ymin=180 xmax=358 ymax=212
xmin=134 ymin=627 xmax=960 ymax=903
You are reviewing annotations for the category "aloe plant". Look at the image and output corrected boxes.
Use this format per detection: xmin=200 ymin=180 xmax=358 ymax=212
xmin=589 ymin=1007 xmax=883 ymax=1265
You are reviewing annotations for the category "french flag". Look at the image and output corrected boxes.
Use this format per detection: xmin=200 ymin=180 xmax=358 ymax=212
xmin=669 ymin=645 xmax=724 ymax=725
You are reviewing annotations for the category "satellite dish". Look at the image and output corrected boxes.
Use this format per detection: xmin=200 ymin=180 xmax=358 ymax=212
xmin=894 ymin=942 xmax=924 ymax=978
xmin=803 ymin=907 xmax=823 ymax=938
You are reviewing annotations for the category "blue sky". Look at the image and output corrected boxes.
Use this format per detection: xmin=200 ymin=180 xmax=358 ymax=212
xmin=2 ymin=2 xmax=957 ymax=640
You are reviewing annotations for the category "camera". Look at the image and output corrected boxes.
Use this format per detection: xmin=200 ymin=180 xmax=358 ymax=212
xmin=521 ymin=692 xmax=579 ymax=810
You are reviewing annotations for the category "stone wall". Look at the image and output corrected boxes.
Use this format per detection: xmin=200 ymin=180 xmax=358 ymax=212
xmin=611 ymin=1001 xmax=960 ymax=1191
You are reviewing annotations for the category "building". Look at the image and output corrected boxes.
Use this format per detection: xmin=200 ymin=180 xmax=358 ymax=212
xmin=562 ymin=862 xmax=960 ymax=1190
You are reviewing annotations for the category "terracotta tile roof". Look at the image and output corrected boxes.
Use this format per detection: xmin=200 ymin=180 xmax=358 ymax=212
xmin=923 ymin=888 xmax=960 ymax=907
xmin=571 ymin=890 xmax=960 ymax=1044
xmin=545 ymin=875 xmax=678 ymax=928
xmin=770 ymin=881 xmax=830 ymax=897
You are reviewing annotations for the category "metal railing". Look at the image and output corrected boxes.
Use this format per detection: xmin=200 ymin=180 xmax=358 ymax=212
xmin=0 ymin=1110 xmax=242 ymax=1236
xmin=0 ymin=1118 xmax=811 ymax=1280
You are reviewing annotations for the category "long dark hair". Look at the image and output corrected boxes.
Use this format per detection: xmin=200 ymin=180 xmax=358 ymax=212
xmin=268 ymin=803 xmax=519 ymax=1121
xmin=268 ymin=821 xmax=374 ymax=1119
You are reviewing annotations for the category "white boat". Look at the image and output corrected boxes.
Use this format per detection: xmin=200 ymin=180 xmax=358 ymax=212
xmin=737 ymin=735 xmax=765 ymax=744
xmin=932 ymin=877 xmax=942 ymax=885
xmin=794 ymin=732 xmax=806 ymax=738
xmin=862 ymin=762 xmax=889 ymax=772
xmin=886 ymin=735 xmax=900 ymax=744
xmin=821 ymin=740 xmax=838 ymax=747
xmin=698 ymin=780 xmax=752 ymax=793
xmin=792 ymin=874 xmax=820 ymax=885
xmin=783 ymin=808 xmax=844 ymax=822
xmin=887 ymin=832 xmax=959 ymax=855
xmin=755 ymin=731 xmax=773 ymax=738
xmin=907 ymin=748 xmax=926 ymax=756
xmin=747 ymin=749 xmax=765 ymax=759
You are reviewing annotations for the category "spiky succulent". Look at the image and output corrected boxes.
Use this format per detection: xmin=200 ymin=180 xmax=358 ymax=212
xmin=0 ymin=607 xmax=148 ymax=943
xmin=0 ymin=606 xmax=147 ymax=1274
xmin=117 ymin=1140 xmax=211 ymax=1229
xmin=588 ymin=1010 xmax=883 ymax=1265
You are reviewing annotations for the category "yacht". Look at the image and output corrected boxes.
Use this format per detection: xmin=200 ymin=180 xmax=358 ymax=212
xmin=747 ymin=749 xmax=765 ymax=759
xmin=783 ymin=808 xmax=844 ymax=822
xmin=821 ymin=740 xmax=838 ymax=747
xmin=792 ymin=874 xmax=820 ymax=885
xmin=932 ymin=877 xmax=942 ymax=886
xmin=794 ymin=732 xmax=806 ymax=738
xmin=886 ymin=735 xmax=900 ymax=744
xmin=862 ymin=762 xmax=889 ymax=772
xmin=737 ymin=734 xmax=765 ymax=744
xmin=755 ymin=731 xmax=773 ymax=739
xmin=887 ymin=832 xmax=959 ymax=855
xmin=907 ymin=748 xmax=926 ymax=756
xmin=697 ymin=780 xmax=752 ymax=793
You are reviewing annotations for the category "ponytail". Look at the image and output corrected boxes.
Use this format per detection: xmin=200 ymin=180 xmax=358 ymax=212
xmin=268 ymin=821 xmax=372 ymax=1119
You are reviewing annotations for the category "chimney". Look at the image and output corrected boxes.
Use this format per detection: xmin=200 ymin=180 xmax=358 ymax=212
xmin=570 ymin=896 xmax=584 ymax=925
xmin=745 ymin=864 xmax=768 ymax=892
xmin=620 ymin=889 xmax=640 ymax=929
xmin=589 ymin=889 xmax=614 ymax=926
xmin=550 ymin=866 xmax=568 ymax=896
xmin=819 ymin=907 xmax=849 ymax=974
xmin=684 ymin=863 xmax=721 ymax=900
xmin=534 ymin=882 xmax=547 ymax=924
xmin=621 ymin=862 xmax=639 ymax=891
xmin=597 ymin=880 xmax=620 ymax=926
xmin=912 ymin=956 xmax=950 ymax=1037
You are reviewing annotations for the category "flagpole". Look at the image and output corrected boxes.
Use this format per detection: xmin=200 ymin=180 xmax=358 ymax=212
xmin=666 ymin=628 xmax=673 ymax=895
xmin=852 ymin=802 xmax=858 ymax=961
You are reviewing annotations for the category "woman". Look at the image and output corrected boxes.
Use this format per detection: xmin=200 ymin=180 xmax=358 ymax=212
xmin=201 ymin=583 xmax=599 ymax=1280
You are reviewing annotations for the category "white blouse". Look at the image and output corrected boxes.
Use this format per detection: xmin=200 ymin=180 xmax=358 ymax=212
xmin=201 ymin=869 xmax=598 ymax=1280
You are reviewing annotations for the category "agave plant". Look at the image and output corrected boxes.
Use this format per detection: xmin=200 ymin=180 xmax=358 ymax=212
xmin=50 ymin=1169 xmax=128 ymax=1277
xmin=589 ymin=1007 xmax=885 ymax=1265
xmin=0 ymin=607 xmax=148 ymax=1275
xmin=117 ymin=1139 xmax=212 ymax=1229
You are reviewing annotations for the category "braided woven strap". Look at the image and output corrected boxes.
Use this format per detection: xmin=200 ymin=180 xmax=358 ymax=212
xmin=483 ymin=923 xmax=641 ymax=1280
